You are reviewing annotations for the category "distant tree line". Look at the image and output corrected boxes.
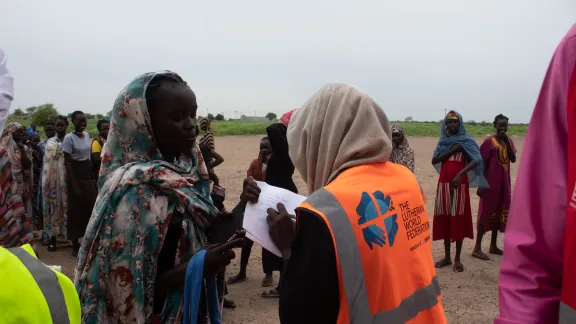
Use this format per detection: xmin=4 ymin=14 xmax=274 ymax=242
xmin=12 ymin=104 xmax=107 ymax=127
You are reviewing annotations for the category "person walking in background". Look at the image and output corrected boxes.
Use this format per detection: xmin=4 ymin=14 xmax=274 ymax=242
xmin=90 ymin=119 xmax=109 ymax=181
xmin=0 ymin=48 xmax=13 ymax=136
xmin=62 ymin=111 xmax=97 ymax=257
xmin=432 ymin=111 xmax=488 ymax=273
xmin=472 ymin=114 xmax=516 ymax=261
xmin=227 ymin=136 xmax=272 ymax=285
xmin=389 ymin=123 xmax=415 ymax=172
xmin=261 ymin=117 xmax=298 ymax=298
xmin=0 ymin=124 xmax=33 ymax=247
xmin=42 ymin=116 xmax=69 ymax=250
xmin=261 ymin=83 xmax=445 ymax=323
xmin=495 ymin=24 xmax=576 ymax=324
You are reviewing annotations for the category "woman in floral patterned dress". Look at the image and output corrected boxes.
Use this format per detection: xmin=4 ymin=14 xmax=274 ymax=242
xmin=42 ymin=116 xmax=69 ymax=250
xmin=74 ymin=71 xmax=244 ymax=324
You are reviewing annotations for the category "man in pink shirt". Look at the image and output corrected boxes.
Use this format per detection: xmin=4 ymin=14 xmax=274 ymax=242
xmin=496 ymin=24 xmax=576 ymax=324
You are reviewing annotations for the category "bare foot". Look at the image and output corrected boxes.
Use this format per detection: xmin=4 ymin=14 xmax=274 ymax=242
xmin=472 ymin=250 xmax=490 ymax=260
xmin=489 ymin=247 xmax=503 ymax=255
xmin=435 ymin=258 xmax=452 ymax=268
xmin=453 ymin=261 xmax=464 ymax=272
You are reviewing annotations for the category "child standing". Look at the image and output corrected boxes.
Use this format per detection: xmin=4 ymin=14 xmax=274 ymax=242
xmin=432 ymin=111 xmax=488 ymax=272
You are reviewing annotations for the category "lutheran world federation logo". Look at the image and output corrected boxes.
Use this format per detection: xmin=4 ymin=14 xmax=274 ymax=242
xmin=356 ymin=191 xmax=399 ymax=250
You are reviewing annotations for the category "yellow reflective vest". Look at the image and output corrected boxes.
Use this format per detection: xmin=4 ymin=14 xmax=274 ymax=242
xmin=0 ymin=244 xmax=81 ymax=324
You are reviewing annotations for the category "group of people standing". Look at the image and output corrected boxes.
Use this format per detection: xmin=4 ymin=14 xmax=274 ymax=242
xmin=387 ymin=111 xmax=517 ymax=273
xmin=0 ymin=113 xmax=110 ymax=256
xmin=2 ymin=23 xmax=576 ymax=324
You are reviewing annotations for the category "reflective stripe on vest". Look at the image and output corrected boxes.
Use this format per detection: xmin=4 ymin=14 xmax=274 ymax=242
xmin=561 ymin=302 xmax=576 ymax=324
xmin=307 ymin=187 xmax=441 ymax=323
xmin=8 ymin=247 xmax=70 ymax=324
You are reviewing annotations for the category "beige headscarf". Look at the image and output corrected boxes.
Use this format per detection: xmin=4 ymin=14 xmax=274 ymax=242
xmin=287 ymin=83 xmax=392 ymax=194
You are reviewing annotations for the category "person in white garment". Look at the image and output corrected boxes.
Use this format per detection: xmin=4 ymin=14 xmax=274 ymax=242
xmin=0 ymin=48 xmax=13 ymax=135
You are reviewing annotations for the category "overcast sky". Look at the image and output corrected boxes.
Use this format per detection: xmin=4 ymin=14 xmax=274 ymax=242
xmin=2 ymin=1 xmax=574 ymax=123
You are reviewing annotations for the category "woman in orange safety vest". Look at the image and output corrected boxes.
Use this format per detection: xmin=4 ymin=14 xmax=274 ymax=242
xmin=241 ymin=83 xmax=447 ymax=324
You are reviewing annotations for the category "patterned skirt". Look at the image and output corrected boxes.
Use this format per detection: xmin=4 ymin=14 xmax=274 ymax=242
xmin=432 ymin=158 xmax=474 ymax=242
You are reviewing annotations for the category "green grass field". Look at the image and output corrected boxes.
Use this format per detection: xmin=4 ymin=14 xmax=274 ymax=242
xmin=10 ymin=119 xmax=528 ymax=138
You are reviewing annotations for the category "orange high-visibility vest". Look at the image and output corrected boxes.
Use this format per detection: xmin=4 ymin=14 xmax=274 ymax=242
xmin=298 ymin=163 xmax=446 ymax=324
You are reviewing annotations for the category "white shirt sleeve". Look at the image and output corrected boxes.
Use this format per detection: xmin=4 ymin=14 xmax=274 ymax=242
xmin=0 ymin=48 xmax=14 ymax=136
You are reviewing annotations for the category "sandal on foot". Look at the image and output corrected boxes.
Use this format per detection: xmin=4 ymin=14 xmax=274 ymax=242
xmin=472 ymin=251 xmax=490 ymax=260
xmin=262 ymin=276 xmax=273 ymax=287
xmin=434 ymin=259 xmax=452 ymax=268
xmin=227 ymin=274 xmax=248 ymax=285
xmin=489 ymin=247 xmax=504 ymax=255
xmin=262 ymin=289 xmax=280 ymax=298
xmin=453 ymin=263 xmax=465 ymax=272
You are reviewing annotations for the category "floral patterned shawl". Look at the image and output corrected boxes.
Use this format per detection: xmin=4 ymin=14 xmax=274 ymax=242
xmin=389 ymin=123 xmax=415 ymax=173
xmin=74 ymin=71 xmax=218 ymax=324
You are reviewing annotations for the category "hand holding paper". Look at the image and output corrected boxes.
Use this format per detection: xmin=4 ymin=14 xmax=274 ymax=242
xmin=266 ymin=203 xmax=297 ymax=257
xmin=243 ymin=181 xmax=306 ymax=257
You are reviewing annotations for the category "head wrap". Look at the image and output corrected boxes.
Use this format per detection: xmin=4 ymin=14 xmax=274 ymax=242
xmin=0 ymin=122 xmax=31 ymax=247
xmin=0 ymin=123 xmax=24 ymax=183
xmin=389 ymin=123 xmax=415 ymax=173
xmin=287 ymin=83 xmax=391 ymax=194
xmin=432 ymin=110 xmax=488 ymax=188
xmin=445 ymin=112 xmax=460 ymax=121
xmin=75 ymin=71 xmax=217 ymax=323
xmin=279 ymin=109 xmax=297 ymax=126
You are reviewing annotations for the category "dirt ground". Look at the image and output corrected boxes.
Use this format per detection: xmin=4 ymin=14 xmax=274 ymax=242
xmin=38 ymin=135 xmax=524 ymax=324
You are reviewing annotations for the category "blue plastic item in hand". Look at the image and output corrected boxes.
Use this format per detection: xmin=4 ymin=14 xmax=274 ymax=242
xmin=183 ymin=249 xmax=222 ymax=324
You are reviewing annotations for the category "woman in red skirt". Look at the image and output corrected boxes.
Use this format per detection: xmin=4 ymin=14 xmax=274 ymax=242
xmin=432 ymin=111 xmax=488 ymax=272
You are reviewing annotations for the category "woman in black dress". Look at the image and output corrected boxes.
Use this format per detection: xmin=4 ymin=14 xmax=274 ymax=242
xmin=261 ymin=122 xmax=298 ymax=298
xmin=62 ymin=111 xmax=97 ymax=256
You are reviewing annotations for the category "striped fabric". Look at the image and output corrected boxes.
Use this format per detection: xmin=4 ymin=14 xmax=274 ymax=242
xmin=199 ymin=117 xmax=215 ymax=151
xmin=0 ymin=150 xmax=33 ymax=247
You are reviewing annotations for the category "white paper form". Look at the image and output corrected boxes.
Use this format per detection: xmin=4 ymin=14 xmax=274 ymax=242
xmin=243 ymin=181 xmax=307 ymax=257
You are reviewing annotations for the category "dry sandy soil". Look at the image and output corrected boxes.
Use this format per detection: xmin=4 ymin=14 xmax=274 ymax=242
xmin=38 ymin=135 xmax=524 ymax=324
